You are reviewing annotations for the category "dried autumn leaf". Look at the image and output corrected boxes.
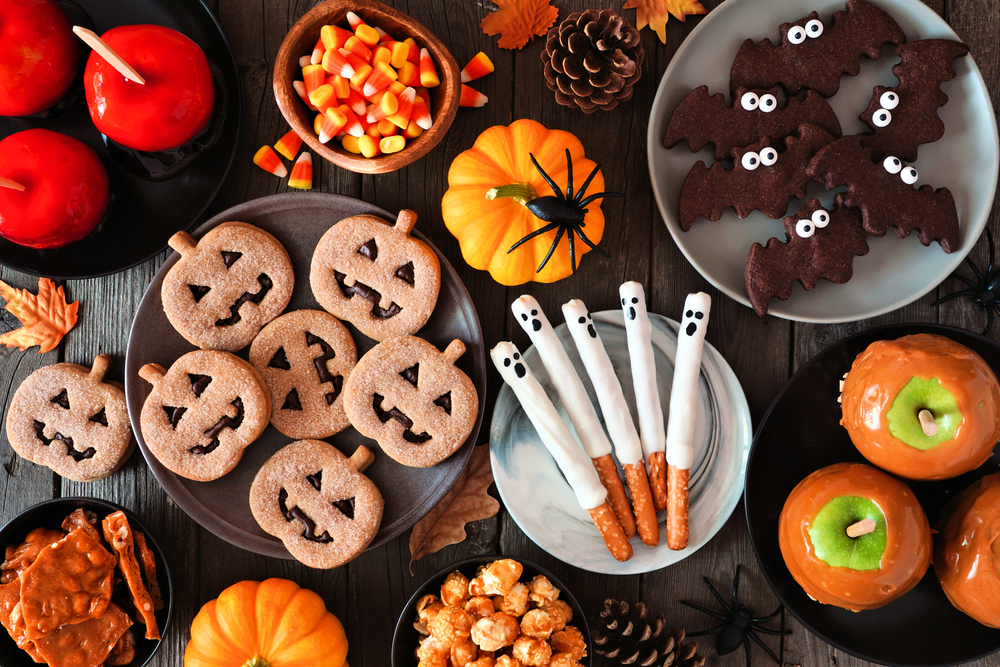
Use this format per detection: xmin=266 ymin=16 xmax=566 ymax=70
xmin=481 ymin=0 xmax=559 ymax=50
xmin=624 ymin=0 xmax=708 ymax=43
xmin=409 ymin=444 xmax=499 ymax=571
xmin=0 ymin=278 xmax=79 ymax=353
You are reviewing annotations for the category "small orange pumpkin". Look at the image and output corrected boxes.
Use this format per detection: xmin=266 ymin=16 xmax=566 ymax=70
xmin=184 ymin=578 xmax=347 ymax=667
xmin=442 ymin=119 xmax=616 ymax=286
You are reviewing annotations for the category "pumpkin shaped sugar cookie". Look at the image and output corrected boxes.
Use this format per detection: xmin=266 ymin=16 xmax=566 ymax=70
xmin=249 ymin=309 xmax=358 ymax=439
xmin=6 ymin=355 xmax=134 ymax=482
xmin=162 ymin=222 xmax=294 ymax=352
xmin=138 ymin=350 xmax=271 ymax=482
xmin=310 ymin=210 xmax=441 ymax=341
xmin=249 ymin=440 xmax=383 ymax=569
xmin=343 ymin=336 xmax=478 ymax=467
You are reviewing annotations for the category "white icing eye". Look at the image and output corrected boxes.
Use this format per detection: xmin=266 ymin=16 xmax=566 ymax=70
xmin=883 ymin=156 xmax=902 ymax=174
xmin=741 ymin=92 xmax=759 ymax=111
xmin=811 ymin=209 xmax=830 ymax=228
xmin=788 ymin=26 xmax=806 ymax=44
xmin=872 ymin=109 xmax=892 ymax=127
xmin=901 ymin=166 xmax=918 ymax=184
xmin=795 ymin=219 xmax=815 ymax=238
xmin=805 ymin=19 xmax=824 ymax=38
xmin=759 ymin=147 xmax=778 ymax=166
xmin=880 ymin=91 xmax=899 ymax=110
xmin=741 ymin=151 xmax=761 ymax=170
xmin=759 ymin=94 xmax=777 ymax=113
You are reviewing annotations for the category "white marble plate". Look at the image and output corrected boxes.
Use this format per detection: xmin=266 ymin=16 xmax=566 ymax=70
xmin=490 ymin=311 xmax=752 ymax=575
xmin=647 ymin=0 xmax=999 ymax=323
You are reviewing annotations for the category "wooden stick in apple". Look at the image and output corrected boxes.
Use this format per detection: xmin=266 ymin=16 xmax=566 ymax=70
xmin=666 ymin=291 xmax=712 ymax=551
xmin=562 ymin=299 xmax=660 ymax=547
xmin=846 ymin=518 xmax=877 ymax=538
xmin=0 ymin=177 xmax=25 ymax=191
xmin=490 ymin=341 xmax=633 ymax=562
xmin=918 ymin=409 xmax=938 ymax=436
xmin=72 ymin=27 xmax=146 ymax=85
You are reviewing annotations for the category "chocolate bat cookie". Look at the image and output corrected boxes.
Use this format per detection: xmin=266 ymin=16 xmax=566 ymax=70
xmin=860 ymin=39 xmax=970 ymax=162
xmin=807 ymin=135 xmax=960 ymax=252
xmin=678 ymin=124 xmax=834 ymax=231
xmin=664 ymin=86 xmax=842 ymax=160
xmin=745 ymin=195 xmax=869 ymax=317
xmin=730 ymin=0 xmax=905 ymax=98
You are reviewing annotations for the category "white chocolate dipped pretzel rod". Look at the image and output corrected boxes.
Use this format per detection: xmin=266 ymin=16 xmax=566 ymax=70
xmin=491 ymin=342 xmax=632 ymax=562
xmin=511 ymin=295 xmax=636 ymax=538
xmin=620 ymin=282 xmax=668 ymax=512
xmin=665 ymin=291 xmax=712 ymax=551
xmin=562 ymin=299 xmax=659 ymax=547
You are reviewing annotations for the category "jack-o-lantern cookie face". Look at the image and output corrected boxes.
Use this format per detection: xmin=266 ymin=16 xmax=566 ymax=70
xmin=249 ymin=440 xmax=383 ymax=569
xmin=138 ymin=350 xmax=271 ymax=482
xmin=6 ymin=355 xmax=133 ymax=482
xmin=310 ymin=210 xmax=441 ymax=341
xmin=162 ymin=222 xmax=295 ymax=352
xmin=249 ymin=309 xmax=358 ymax=439
xmin=343 ymin=336 xmax=478 ymax=467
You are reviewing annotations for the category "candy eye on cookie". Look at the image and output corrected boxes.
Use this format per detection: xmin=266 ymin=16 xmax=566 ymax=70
xmin=872 ymin=108 xmax=892 ymax=127
xmin=805 ymin=18 xmax=824 ymax=37
xmin=787 ymin=25 xmax=807 ymax=44
xmin=796 ymin=218 xmax=816 ymax=239
xmin=759 ymin=93 xmax=777 ymax=113
xmin=741 ymin=91 xmax=760 ymax=110
xmin=880 ymin=90 xmax=900 ymax=109
xmin=812 ymin=208 xmax=831 ymax=228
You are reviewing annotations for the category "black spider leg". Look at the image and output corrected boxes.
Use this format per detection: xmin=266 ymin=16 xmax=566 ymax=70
xmin=507 ymin=221 xmax=561 ymax=253
xmin=574 ymin=162 xmax=601 ymax=203
xmin=565 ymin=149 xmax=573 ymax=200
xmin=931 ymin=228 xmax=998 ymax=334
xmin=529 ymin=153 xmax=564 ymax=200
xmin=537 ymin=225 xmax=568 ymax=273
xmin=747 ymin=628 xmax=784 ymax=665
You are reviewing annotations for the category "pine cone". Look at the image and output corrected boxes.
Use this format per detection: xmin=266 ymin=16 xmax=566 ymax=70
xmin=594 ymin=599 xmax=706 ymax=667
xmin=541 ymin=9 xmax=644 ymax=114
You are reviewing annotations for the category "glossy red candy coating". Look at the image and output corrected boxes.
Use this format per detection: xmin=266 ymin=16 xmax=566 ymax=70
xmin=0 ymin=0 xmax=80 ymax=116
xmin=0 ymin=129 xmax=111 ymax=249
xmin=84 ymin=24 xmax=215 ymax=152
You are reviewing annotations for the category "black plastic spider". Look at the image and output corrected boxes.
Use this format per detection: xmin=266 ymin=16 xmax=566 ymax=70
xmin=506 ymin=148 xmax=623 ymax=274
xmin=680 ymin=566 xmax=790 ymax=667
xmin=931 ymin=228 xmax=1000 ymax=334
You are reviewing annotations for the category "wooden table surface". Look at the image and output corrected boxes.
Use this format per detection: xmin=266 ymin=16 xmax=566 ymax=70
xmin=2 ymin=0 xmax=999 ymax=665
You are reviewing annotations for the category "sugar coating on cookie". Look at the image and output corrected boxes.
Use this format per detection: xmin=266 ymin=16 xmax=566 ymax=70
xmin=138 ymin=350 xmax=271 ymax=482
xmin=161 ymin=222 xmax=294 ymax=352
xmin=249 ymin=309 xmax=357 ymax=439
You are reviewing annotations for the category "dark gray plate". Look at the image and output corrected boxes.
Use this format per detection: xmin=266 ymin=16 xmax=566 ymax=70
xmin=124 ymin=192 xmax=486 ymax=559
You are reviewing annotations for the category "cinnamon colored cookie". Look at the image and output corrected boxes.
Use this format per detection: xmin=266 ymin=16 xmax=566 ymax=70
xmin=249 ymin=440 xmax=383 ymax=569
xmin=343 ymin=336 xmax=478 ymax=467
xmin=249 ymin=309 xmax=358 ymax=439
xmin=161 ymin=222 xmax=294 ymax=352
xmin=138 ymin=350 xmax=271 ymax=482
xmin=310 ymin=210 xmax=441 ymax=341
xmin=6 ymin=355 xmax=133 ymax=482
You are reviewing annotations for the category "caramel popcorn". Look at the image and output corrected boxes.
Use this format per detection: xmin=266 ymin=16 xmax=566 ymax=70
xmin=428 ymin=605 xmax=473 ymax=648
xmin=495 ymin=582 xmax=528 ymax=616
xmin=512 ymin=635 xmax=552 ymax=666
xmin=527 ymin=574 xmax=560 ymax=605
xmin=450 ymin=638 xmax=479 ymax=667
xmin=441 ymin=570 xmax=471 ymax=607
xmin=519 ymin=608 xmax=555 ymax=639
xmin=549 ymin=652 xmax=584 ymax=667
xmin=551 ymin=626 xmax=587 ymax=660
xmin=465 ymin=596 xmax=495 ymax=619
xmin=471 ymin=612 xmax=519 ymax=651
xmin=482 ymin=559 xmax=523 ymax=595
xmin=540 ymin=599 xmax=573 ymax=630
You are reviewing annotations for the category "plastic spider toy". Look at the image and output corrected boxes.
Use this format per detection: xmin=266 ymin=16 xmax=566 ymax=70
xmin=681 ymin=566 xmax=790 ymax=667
xmin=931 ymin=228 xmax=1000 ymax=334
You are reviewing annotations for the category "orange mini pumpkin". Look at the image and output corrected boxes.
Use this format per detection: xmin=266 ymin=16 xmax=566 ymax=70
xmin=184 ymin=578 xmax=347 ymax=667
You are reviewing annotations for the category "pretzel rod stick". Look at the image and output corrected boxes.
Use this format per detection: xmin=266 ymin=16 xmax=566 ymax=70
xmin=511 ymin=295 xmax=635 ymax=537
xmin=665 ymin=292 xmax=712 ymax=550
xmin=619 ymin=282 xmax=668 ymax=511
xmin=491 ymin=342 xmax=632 ymax=561
xmin=562 ymin=299 xmax=659 ymax=547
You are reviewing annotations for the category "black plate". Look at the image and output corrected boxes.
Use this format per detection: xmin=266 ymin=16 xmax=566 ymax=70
xmin=746 ymin=324 xmax=1000 ymax=667
xmin=0 ymin=0 xmax=240 ymax=279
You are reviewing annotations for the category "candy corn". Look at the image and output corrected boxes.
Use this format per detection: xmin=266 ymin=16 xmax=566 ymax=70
xmin=372 ymin=45 xmax=391 ymax=66
xmin=299 ymin=54 xmax=312 ymax=68
xmin=397 ymin=61 xmax=421 ymax=87
xmin=344 ymin=87 xmax=367 ymax=115
xmin=342 ymin=135 xmax=362 ymax=154
xmin=344 ymin=35 xmax=372 ymax=61
xmin=403 ymin=119 xmax=423 ymax=139
xmin=321 ymin=49 xmax=354 ymax=78
xmin=387 ymin=86 xmax=415 ymax=129
xmin=375 ymin=26 xmax=394 ymax=43
xmin=308 ymin=83 xmax=336 ymax=109
xmin=358 ymin=134 xmax=381 ymax=158
xmin=345 ymin=11 xmax=365 ymax=31
xmin=461 ymin=52 xmax=494 ymax=83
xmin=302 ymin=64 xmax=326 ymax=97
xmin=321 ymin=25 xmax=352 ymax=51
xmin=363 ymin=61 xmax=398 ymax=97
xmin=311 ymin=38 xmax=325 ymax=65
xmin=403 ymin=38 xmax=419 ymax=65
xmin=411 ymin=94 xmax=431 ymax=130
xmin=253 ymin=145 xmax=287 ymax=178
xmin=366 ymin=90 xmax=398 ymax=123
xmin=378 ymin=118 xmax=398 ymax=137
xmin=318 ymin=107 xmax=348 ymax=144
xmin=419 ymin=48 xmax=439 ymax=88
xmin=460 ymin=84 xmax=487 ymax=108
xmin=287 ymin=152 xmax=312 ymax=189
xmin=380 ymin=135 xmax=406 ymax=154
xmin=331 ymin=75 xmax=350 ymax=99
xmin=274 ymin=129 xmax=302 ymax=160
xmin=390 ymin=41 xmax=410 ymax=69
xmin=339 ymin=105 xmax=364 ymax=137
xmin=293 ymin=80 xmax=317 ymax=110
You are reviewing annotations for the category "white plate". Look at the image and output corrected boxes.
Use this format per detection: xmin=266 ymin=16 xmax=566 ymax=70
xmin=647 ymin=0 xmax=999 ymax=323
xmin=489 ymin=311 xmax=752 ymax=575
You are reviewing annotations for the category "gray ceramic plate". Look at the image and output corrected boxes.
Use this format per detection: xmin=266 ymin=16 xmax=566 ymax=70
xmin=125 ymin=192 xmax=486 ymax=559
xmin=647 ymin=0 xmax=999 ymax=323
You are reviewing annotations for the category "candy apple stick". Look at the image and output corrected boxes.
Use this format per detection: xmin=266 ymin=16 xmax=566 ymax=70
xmin=562 ymin=299 xmax=659 ymax=547
xmin=666 ymin=292 xmax=712 ymax=550
xmin=491 ymin=342 xmax=632 ymax=562
xmin=511 ymin=295 xmax=636 ymax=538
xmin=0 ymin=177 xmax=25 ymax=191
xmin=619 ymin=282 xmax=668 ymax=511
xmin=73 ymin=27 xmax=146 ymax=85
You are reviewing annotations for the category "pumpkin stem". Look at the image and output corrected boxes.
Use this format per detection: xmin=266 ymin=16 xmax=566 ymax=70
xmin=242 ymin=657 xmax=270 ymax=667
xmin=486 ymin=184 xmax=538 ymax=207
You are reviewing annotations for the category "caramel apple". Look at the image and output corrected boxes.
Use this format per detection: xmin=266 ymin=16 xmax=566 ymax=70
xmin=841 ymin=334 xmax=1000 ymax=480
xmin=83 ymin=24 xmax=215 ymax=152
xmin=0 ymin=0 xmax=80 ymax=116
xmin=779 ymin=462 xmax=931 ymax=611
xmin=934 ymin=471 xmax=1000 ymax=628
xmin=0 ymin=129 xmax=110 ymax=248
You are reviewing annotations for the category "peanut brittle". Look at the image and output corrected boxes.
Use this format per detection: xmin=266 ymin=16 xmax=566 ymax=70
xmin=0 ymin=580 xmax=44 ymax=661
xmin=102 ymin=511 xmax=160 ymax=640
xmin=61 ymin=508 xmax=103 ymax=545
xmin=134 ymin=531 xmax=164 ymax=611
xmin=1 ymin=527 xmax=64 ymax=584
xmin=33 ymin=601 xmax=132 ymax=667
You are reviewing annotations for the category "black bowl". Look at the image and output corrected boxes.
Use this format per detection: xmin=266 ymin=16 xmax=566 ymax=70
xmin=0 ymin=497 xmax=173 ymax=667
xmin=391 ymin=556 xmax=593 ymax=667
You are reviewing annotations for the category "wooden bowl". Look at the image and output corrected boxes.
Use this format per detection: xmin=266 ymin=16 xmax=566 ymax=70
xmin=273 ymin=0 xmax=460 ymax=174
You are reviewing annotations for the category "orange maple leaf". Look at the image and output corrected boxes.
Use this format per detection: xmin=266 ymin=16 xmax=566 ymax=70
xmin=0 ymin=278 xmax=79 ymax=354
xmin=481 ymin=0 xmax=559 ymax=50
xmin=624 ymin=0 xmax=708 ymax=43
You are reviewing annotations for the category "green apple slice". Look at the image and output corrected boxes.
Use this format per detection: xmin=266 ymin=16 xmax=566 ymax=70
xmin=808 ymin=495 xmax=887 ymax=570
xmin=886 ymin=377 xmax=961 ymax=450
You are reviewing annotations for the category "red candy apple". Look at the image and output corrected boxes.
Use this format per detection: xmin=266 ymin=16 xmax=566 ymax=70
xmin=0 ymin=0 xmax=80 ymax=116
xmin=83 ymin=24 xmax=215 ymax=152
xmin=0 ymin=129 xmax=111 ymax=249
